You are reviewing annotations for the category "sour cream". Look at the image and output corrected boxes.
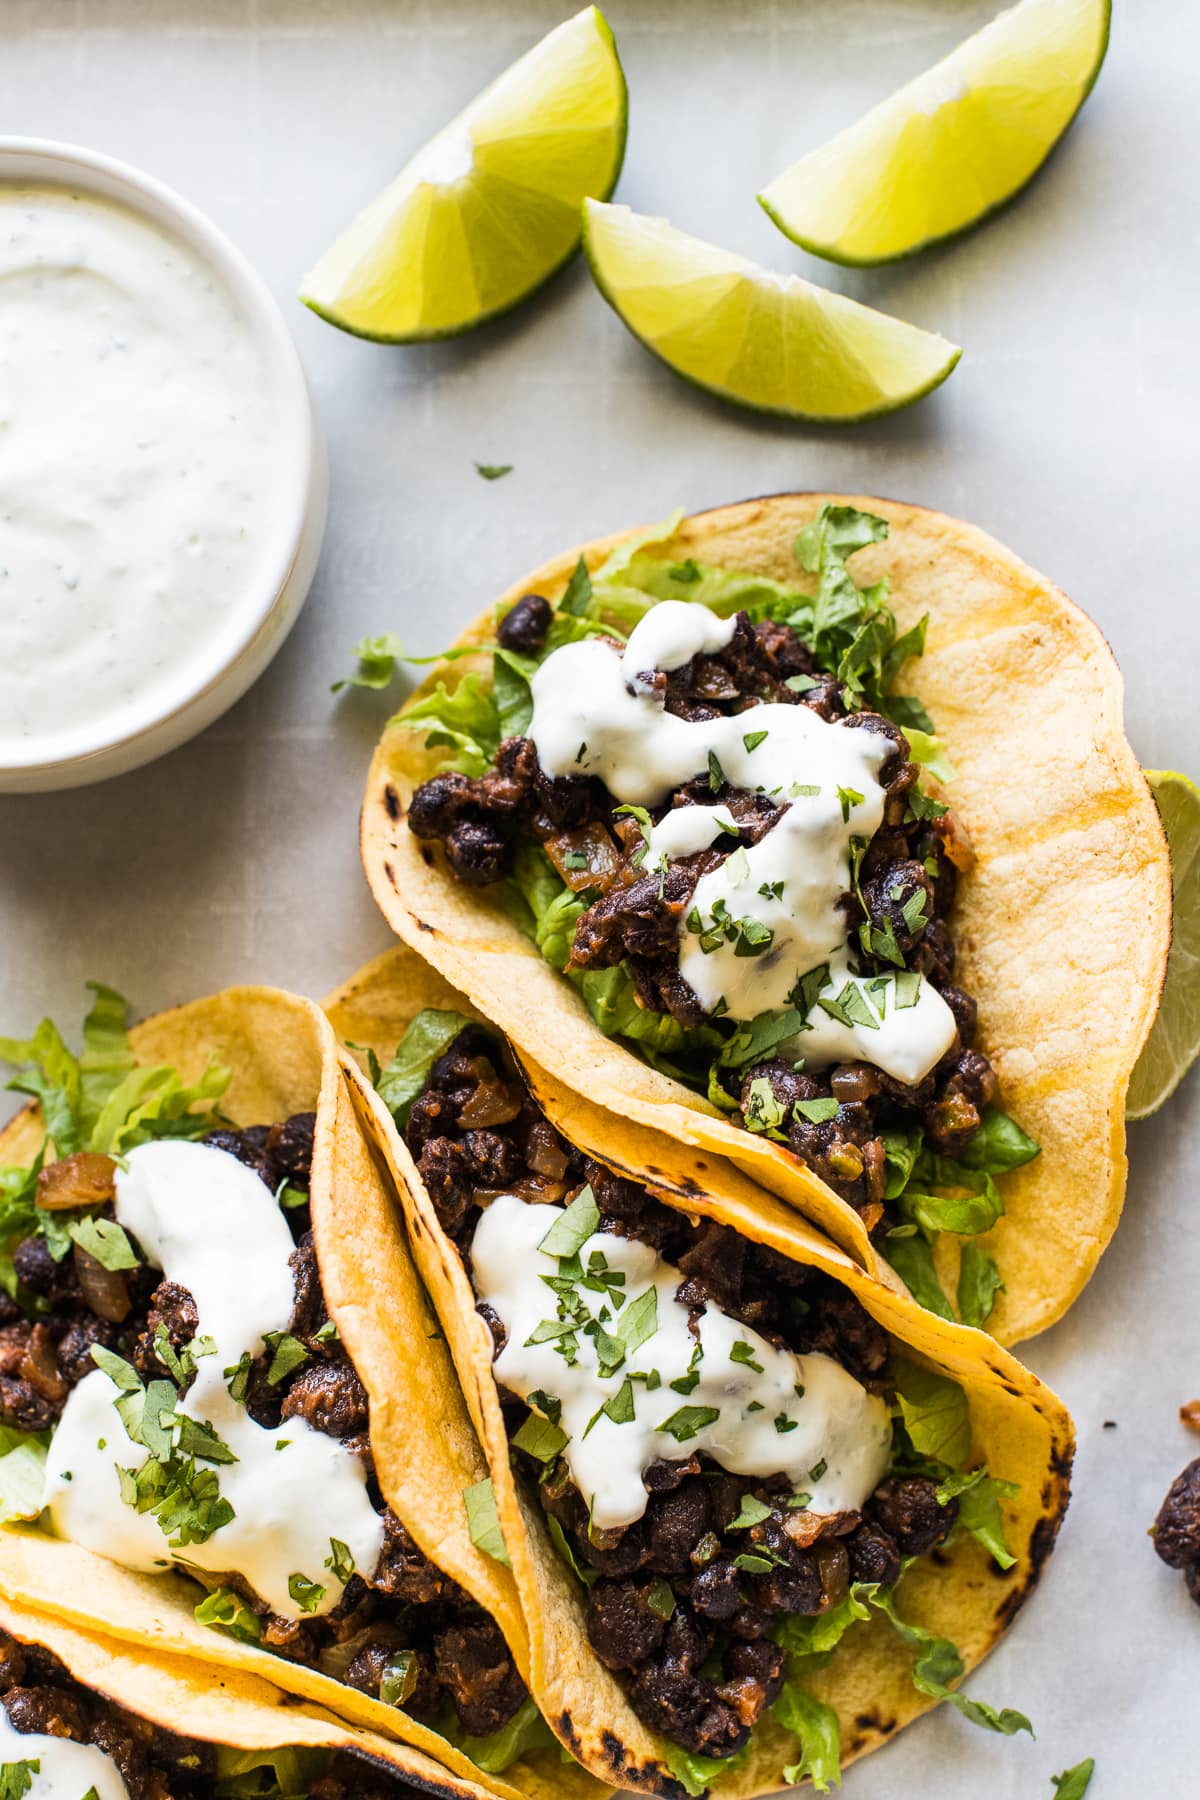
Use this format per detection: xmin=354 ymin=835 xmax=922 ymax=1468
xmin=528 ymin=600 xmax=957 ymax=1081
xmin=473 ymin=1194 xmax=892 ymax=1532
xmin=42 ymin=1140 xmax=384 ymax=1621
xmin=0 ymin=1709 xmax=127 ymax=1800
xmin=0 ymin=183 xmax=290 ymax=760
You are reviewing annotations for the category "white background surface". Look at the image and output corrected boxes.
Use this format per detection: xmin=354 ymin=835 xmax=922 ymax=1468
xmin=0 ymin=2 xmax=1197 ymax=1794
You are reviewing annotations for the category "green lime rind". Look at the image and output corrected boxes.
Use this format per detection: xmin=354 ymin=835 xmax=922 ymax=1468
xmin=757 ymin=0 xmax=1111 ymax=269
xmin=1128 ymin=770 xmax=1200 ymax=1119
xmin=581 ymin=201 xmax=961 ymax=425
xmin=300 ymin=7 xmax=627 ymax=345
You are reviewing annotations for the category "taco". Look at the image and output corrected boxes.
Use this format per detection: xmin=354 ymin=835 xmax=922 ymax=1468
xmin=325 ymin=946 xmax=1074 ymax=1799
xmin=0 ymin=984 xmax=595 ymax=1800
xmin=0 ymin=1593 xmax=504 ymax=1799
xmin=359 ymin=494 xmax=1170 ymax=1344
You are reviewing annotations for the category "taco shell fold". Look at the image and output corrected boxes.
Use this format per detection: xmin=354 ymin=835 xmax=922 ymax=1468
xmin=359 ymin=494 xmax=1170 ymax=1346
xmin=0 ymin=985 xmax=597 ymax=1800
xmin=326 ymin=947 xmax=1074 ymax=1799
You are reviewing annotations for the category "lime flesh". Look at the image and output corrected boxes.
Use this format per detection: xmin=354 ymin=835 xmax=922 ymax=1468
xmin=582 ymin=200 xmax=961 ymax=423
xmin=1128 ymin=771 xmax=1200 ymax=1119
xmin=759 ymin=0 xmax=1111 ymax=266
xmin=300 ymin=7 xmax=627 ymax=341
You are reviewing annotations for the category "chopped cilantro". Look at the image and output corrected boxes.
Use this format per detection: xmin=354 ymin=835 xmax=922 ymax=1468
xmin=287 ymin=1572 xmax=325 ymax=1615
xmin=742 ymin=730 xmax=768 ymax=753
xmin=774 ymin=1414 xmax=798 ymax=1434
xmin=837 ymin=785 xmax=864 ymax=822
xmin=658 ymin=1405 xmax=720 ymax=1442
xmin=707 ymin=750 xmax=726 ymax=793
xmin=730 ymin=1340 xmax=764 ymax=1373
xmin=538 ymin=1186 xmax=599 ymax=1258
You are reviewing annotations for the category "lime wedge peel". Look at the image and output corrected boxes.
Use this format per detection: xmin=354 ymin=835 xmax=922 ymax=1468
xmin=582 ymin=199 xmax=961 ymax=424
xmin=1128 ymin=771 xmax=1200 ymax=1120
xmin=300 ymin=6 xmax=627 ymax=342
xmin=758 ymin=0 xmax=1111 ymax=267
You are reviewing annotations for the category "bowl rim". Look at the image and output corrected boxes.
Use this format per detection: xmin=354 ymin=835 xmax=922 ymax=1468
xmin=0 ymin=135 xmax=321 ymax=776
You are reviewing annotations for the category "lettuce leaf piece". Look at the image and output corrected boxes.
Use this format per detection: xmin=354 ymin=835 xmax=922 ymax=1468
xmin=456 ymin=1696 xmax=556 ymax=1774
xmin=392 ymin=673 xmax=500 ymax=776
xmin=331 ymin=632 xmax=406 ymax=693
xmin=91 ymin=1058 xmax=231 ymax=1155
xmin=957 ymin=1241 xmax=1004 ymax=1330
xmin=493 ymin=647 xmax=537 ymax=739
xmin=662 ymin=1739 xmax=751 ymax=1798
xmin=373 ymin=1009 xmax=473 ymax=1130
xmin=213 ymin=1747 xmax=329 ymax=1799
xmin=1 ymin=989 xmax=229 ymax=1170
xmin=890 ymin=1360 xmax=972 ymax=1469
xmin=577 ymin=965 xmax=722 ymax=1068
xmin=775 ymin=1683 xmax=842 ymax=1792
xmin=957 ymin=1107 xmax=1040 ymax=1175
xmin=591 ymin=508 xmax=686 ymax=587
xmin=896 ymin=1170 xmax=1003 ymax=1239
xmin=0 ymin=1434 xmax=47 ymax=1523
xmin=772 ymin=1584 xmax=871 ymax=1664
xmin=884 ymin=691 xmax=936 ymax=734
xmin=0 ymin=1158 xmax=42 ymax=1297
xmin=881 ymin=1125 xmax=924 ymax=1200
xmin=857 ymin=1583 xmax=1032 ymax=1737
xmin=879 ymin=1231 xmax=954 ymax=1321
xmin=501 ymin=845 xmax=589 ymax=972
xmin=603 ymin=556 xmax=805 ymax=627
xmin=905 ymin=728 xmax=956 ymax=785
xmin=0 ymin=1017 xmax=82 ymax=1156
xmin=936 ymin=1466 xmax=1019 ymax=1570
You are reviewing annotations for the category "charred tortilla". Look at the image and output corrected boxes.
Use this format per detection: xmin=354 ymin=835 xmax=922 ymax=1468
xmin=359 ymin=494 xmax=1169 ymax=1345
xmin=326 ymin=947 xmax=1074 ymax=1800
xmin=0 ymin=985 xmax=597 ymax=1800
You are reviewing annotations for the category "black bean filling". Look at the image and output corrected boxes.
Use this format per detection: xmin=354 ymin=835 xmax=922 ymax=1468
xmin=1153 ymin=1456 xmax=1200 ymax=1608
xmin=407 ymin=604 xmax=998 ymax=1233
xmin=0 ymin=1628 xmax=423 ymax=1799
xmin=0 ymin=1116 xmax=524 ymax=1742
xmin=406 ymin=1033 xmax=958 ymax=1761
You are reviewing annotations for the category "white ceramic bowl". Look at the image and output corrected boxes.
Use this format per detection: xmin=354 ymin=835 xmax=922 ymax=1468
xmin=0 ymin=138 xmax=327 ymax=793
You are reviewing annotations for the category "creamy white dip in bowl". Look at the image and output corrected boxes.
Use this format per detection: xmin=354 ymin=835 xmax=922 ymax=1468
xmin=0 ymin=139 xmax=326 ymax=792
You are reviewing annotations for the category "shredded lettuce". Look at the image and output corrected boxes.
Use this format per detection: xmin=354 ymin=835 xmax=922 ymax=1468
xmin=331 ymin=631 xmax=407 ymax=694
xmin=455 ymin=1696 xmax=556 ymax=1773
xmin=0 ymin=1431 xmax=47 ymax=1523
xmin=890 ymin=1361 xmax=974 ymax=1469
xmin=374 ymin=1009 xmax=473 ymax=1128
xmin=856 ymin=1582 xmax=1033 ymax=1737
xmin=0 ymin=985 xmax=229 ymax=1162
xmin=879 ymin=1230 xmax=954 ymax=1322
xmin=957 ymin=1240 xmax=1005 ymax=1330
xmin=393 ymin=672 xmax=501 ymax=776
xmin=776 ymin=1683 xmax=842 ymax=1792
xmin=662 ymin=1739 xmax=751 ymax=1798
xmin=213 ymin=1747 xmax=329 ymax=1798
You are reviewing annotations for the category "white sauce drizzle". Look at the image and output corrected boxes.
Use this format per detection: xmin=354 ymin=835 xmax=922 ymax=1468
xmin=43 ymin=1141 xmax=384 ymax=1621
xmin=0 ymin=1710 xmax=128 ymax=1800
xmin=528 ymin=602 xmax=957 ymax=1081
xmin=0 ymin=184 xmax=286 ymax=757
xmin=472 ymin=1195 xmax=892 ymax=1532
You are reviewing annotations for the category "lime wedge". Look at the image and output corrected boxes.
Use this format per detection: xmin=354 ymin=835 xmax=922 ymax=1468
xmin=758 ymin=0 xmax=1110 ymax=266
xmin=300 ymin=7 xmax=626 ymax=341
xmin=582 ymin=200 xmax=960 ymax=422
xmin=1128 ymin=771 xmax=1200 ymax=1119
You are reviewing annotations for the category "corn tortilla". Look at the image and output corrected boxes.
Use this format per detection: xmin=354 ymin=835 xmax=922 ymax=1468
xmin=0 ymin=985 xmax=597 ymax=1800
xmin=326 ymin=947 xmax=1074 ymax=1799
xmin=360 ymin=494 xmax=1170 ymax=1346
